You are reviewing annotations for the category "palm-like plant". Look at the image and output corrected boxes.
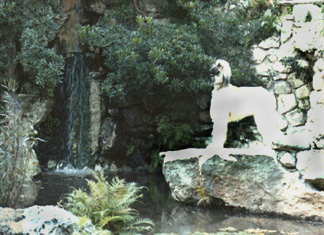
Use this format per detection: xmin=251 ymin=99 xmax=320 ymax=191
xmin=64 ymin=169 xmax=154 ymax=234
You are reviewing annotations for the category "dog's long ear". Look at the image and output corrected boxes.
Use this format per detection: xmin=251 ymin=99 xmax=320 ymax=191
xmin=221 ymin=60 xmax=231 ymax=87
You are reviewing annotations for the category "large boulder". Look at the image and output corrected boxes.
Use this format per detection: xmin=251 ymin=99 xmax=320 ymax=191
xmin=162 ymin=148 xmax=324 ymax=221
xmin=0 ymin=206 xmax=96 ymax=235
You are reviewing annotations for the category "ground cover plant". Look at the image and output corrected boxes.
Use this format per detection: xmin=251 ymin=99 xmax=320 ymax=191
xmin=64 ymin=169 xmax=154 ymax=234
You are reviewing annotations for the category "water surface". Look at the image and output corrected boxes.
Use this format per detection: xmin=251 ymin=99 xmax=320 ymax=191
xmin=33 ymin=172 xmax=324 ymax=235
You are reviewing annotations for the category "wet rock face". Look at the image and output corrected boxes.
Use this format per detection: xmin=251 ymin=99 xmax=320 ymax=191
xmin=162 ymin=149 xmax=324 ymax=221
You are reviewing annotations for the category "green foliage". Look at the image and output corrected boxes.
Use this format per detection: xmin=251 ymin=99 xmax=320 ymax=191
xmin=0 ymin=83 xmax=38 ymax=207
xmin=78 ymin=16 xmax=213 ymax=107
xmin=196 ymin=184 xmax=210 ymax=206
xmin=64 ymin=169 xmax=154 ymax=234
xmin=78 ymin=0 xmax=281 ymax=167
xmin=0 ymin=0 xmax=63 ymax=95
xmin=156 ymin=117 xmax=194 ymax=150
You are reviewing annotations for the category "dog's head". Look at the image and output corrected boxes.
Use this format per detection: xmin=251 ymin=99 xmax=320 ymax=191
xmin=210 ymin=59 xmax=232 ymax=88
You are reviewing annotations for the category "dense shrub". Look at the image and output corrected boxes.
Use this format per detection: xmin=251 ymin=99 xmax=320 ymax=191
xmin=77 ymin=0 xmax=279 ymax=165
xmin=0 ymin=0 xmax=64 ymax=96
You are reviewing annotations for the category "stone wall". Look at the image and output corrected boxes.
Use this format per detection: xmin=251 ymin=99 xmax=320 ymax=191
xmin=162 ymin=2 xmax=324 ymax=221
xmin=250 ymin=3 xmax=324 ymax=188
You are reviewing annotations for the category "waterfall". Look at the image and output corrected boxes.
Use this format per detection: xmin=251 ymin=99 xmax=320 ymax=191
xmin=62 ymin=54 xmax=93 ymax=169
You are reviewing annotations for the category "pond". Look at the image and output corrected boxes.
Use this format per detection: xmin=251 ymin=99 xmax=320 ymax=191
xmin=30 ymin=171 xmax=324 ymax=235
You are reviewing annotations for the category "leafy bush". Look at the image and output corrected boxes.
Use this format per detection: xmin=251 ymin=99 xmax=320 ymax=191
xmin=78 ymin=15 xmax=213 ymax=108
xmin=0 ymin=0 xmax=63 ymax=96
xmin=77 ymin=0 xmax=281 ymax=166
xmin=64 ymin=169 xmax=154 ymax=234
xmin=0 ymin=83 xmax=37 ymax=207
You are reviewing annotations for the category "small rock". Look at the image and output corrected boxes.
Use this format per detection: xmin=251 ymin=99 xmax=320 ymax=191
xmin=273 ymin=127 xmax=311 ymax=151
xmin=252 ymin=47 xmax=269 ymax=64
xmin=278 ymin=94 xmax=297 ymax=114
xmin=296 ymin=85 xmax=311 ymax=99
xmin=259 ymin=36 xmax=280 ymax=49
xmin=273 ymin=73 xmax=287 ymax=81
xmin=287 ymin=72 xmax=305 ymax=89
xmin=276 ymin=38 xmax=297 ymax=60
xmin=298 ymin=98 xmax=310 ymax=110
xmin=273 ymin=61 xmax=292 ymax=73
xmin=254 ymin=60 xmax=273 ymax=76
xmin=285 ymin=109 xmax=307 ymax=127
xmin=313 ymin=72 xmax=324 ymax=91
xmin=297 ymin=150 xmax=324 ymax=190
xmin=274 ymin=81 xmax=292 ymax=95
xmin=278 ymin=152 xmax=296 ymax=168
xmin=313 ymin=58 xmax=324 ymax=73
xmin=310 ymin=91 xmax=324 ymax=107
xmin=281 ymin=19 xmax=293 ymax=43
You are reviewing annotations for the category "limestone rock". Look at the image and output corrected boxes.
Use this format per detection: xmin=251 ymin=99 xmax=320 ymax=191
xmin=254 ymin=60 xmax=273 ymax=76
xmin=251 ymin=46 xmax=269 ymax=64
xmin=296 ymin=85 xmax=311 ymax=99
xmin=273 ymin=127 xmax=311 ymax=151
xmin=293 ymin=21 xmax=323 ymax=52
xmin=27 ymin=150 xmax=42 ymax=178
xmin=297 ymin=150 xmax=324 ymax=190
xmin=202 ymin=153 xmax=324 ymax=219
xmin=281 ymin=18 xmax=293 ymax=43
xmin=273 ymin=73 xmax=287 ymax=81
xmin=310 ymin=91 xmax=324 ymax=107
xmin=278 ymin=152 xmax=296 ymax=168
xmin=287 ymin=72 xmax=304 ymax=89
xmin=258 ymin=36 xmax=280 ymax=49
xmin=274 ymin=81 xmax=292 ymax=95
xmin=278 ymin=94 xmax=297 ymax=114
xmin=298 ymin=98 xmax=310 ymax=110
xmin=162 ymin=149 xmax=203 ymax=203
xmin=276 ymin=38 xmax=297 ymax=61
xmin=162 ymin=148 xmax=324 ymax=220
xmin=0 ymin=208 xmax=24 ymax=234
xmin=293 ymin=4 xmax=322 ymax=23
xmin=89 ymin=79 xmax=101 ymax=155
xmin=313 ymin=72 xmax=324 ymax=91
xmin=100 ymin=117 xmax=117 ymax=152
xmin=0 ymin=206 xmax=96 ymax=235
xmin=23 ymin=206 xmax=95 ymax=235
xmin=285 ymin=109 xmax=306 ymax=127
xmin=314 ymin=58 xmax=324 ymax=73
xmin=273 ymin=61 xmax=292 ymax=73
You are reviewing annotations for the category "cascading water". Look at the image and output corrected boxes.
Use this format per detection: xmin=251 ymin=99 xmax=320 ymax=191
xmin=61 ymin=54 xmax=93 ymax=169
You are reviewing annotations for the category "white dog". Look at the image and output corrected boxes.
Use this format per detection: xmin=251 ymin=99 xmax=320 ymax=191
xmin=208 ymin=59 xmax=282 ymax=149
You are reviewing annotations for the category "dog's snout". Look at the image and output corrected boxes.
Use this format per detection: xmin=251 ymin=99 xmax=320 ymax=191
xmin=209 ymin=67 xmax=219 ymax=76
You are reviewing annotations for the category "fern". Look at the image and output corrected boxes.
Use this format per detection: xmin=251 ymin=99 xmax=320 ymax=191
xmin=64 ymin=169 xmax=154 ymax=234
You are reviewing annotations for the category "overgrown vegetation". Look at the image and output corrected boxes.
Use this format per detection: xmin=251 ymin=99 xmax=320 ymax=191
xmin=64 ymin=169 xmax=154 ymax=234
xmin=77 ymin=0 xmax=279 ymax=166
xmin=0 ymin=82 xmax=38 ymax=207
xmin=0 ymin=0 xmax=64 ymax=96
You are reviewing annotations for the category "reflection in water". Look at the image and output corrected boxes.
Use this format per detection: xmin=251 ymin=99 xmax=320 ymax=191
xmin=33 ymin=172 xmax=323 ymax=234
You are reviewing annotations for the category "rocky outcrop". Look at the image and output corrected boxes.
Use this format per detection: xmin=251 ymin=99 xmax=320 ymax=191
xmin=0 ymin=206 xmax=96 ymax=235
xmin=162 ymin=148 xmax=324 ymax=221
